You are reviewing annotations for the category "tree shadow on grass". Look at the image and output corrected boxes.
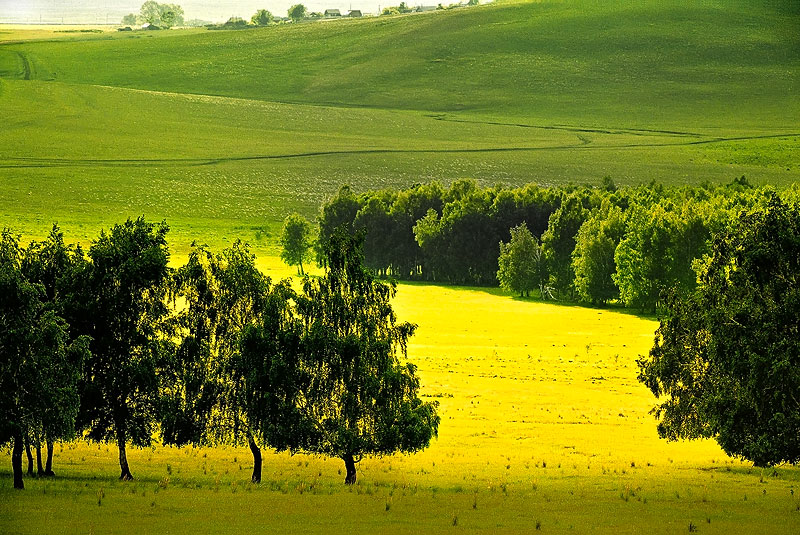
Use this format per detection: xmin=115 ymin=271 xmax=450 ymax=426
xmin=394 ymin=279 xmax=659 ymax=321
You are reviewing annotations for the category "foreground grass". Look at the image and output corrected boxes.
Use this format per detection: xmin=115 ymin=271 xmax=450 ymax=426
xmin=2 ymin=282 xmax=798 ymax=533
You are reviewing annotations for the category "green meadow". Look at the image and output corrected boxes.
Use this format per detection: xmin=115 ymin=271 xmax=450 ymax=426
xmin=1 ymin=0 xmax=798 ymax=253
xmin=1 ymin=0 xmax=799 ymax=532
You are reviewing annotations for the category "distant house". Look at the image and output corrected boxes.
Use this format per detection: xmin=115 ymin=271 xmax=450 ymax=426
xmin=141 ymin=22 xmax=161 ymax=30
xmin=417 ymin=5 xmax=437 ymax=11
xmin=348 ymin=10 xmax=363 ymax=17
xmin=324 ymin=9 xmax=342 ymax=17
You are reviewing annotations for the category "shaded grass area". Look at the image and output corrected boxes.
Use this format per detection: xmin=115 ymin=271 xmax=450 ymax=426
xmin=2 ymin=284 xmax=799 ymax=533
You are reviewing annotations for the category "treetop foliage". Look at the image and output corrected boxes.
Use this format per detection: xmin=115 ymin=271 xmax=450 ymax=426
xmin=316 ymin=178 xmax=792 ymax=310
xmin=638 ymin=196 xmax=800 ymax=466
xmin=296 ymin=230 xmax=439 ymax=479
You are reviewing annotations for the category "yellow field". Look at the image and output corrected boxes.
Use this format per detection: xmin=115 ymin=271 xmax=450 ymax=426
xmin=0 ymin=25 xmax=117 ymax=43
xmin=1 ymin=274 xmax=798 ymax=533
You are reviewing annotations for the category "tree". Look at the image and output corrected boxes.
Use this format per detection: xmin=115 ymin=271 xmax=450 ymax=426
xmin=138 ymin=1 xmax=183 ymax=28
xmin=317 ymin=185 xmax=361 ymax=266
xmin=541 ymin=194 xmax=588 ymax=299
xmin=20 ymin=225 xmax=88 ymax=477
xmin=139 ymin=1 xmax=163 ymax=25
xmin=165 ymin=241 xmax=304 ymax=483
xmin=497 ymin=223 xmax=544 ymax=298
xmin=638 ymin=196 xmax=800 ymax=466
xmin=0 ymin=230 xmax=86 ymax=489
xmin=121 ymin=13 xmax=137 ymax=25
xmin=295 ymin=230 xmax=440 ymax=484
xmin=288 ymin=4 xmax=307 ymax=21
xmin=251 ymin=9 xmax=273 ymax=26
xmin=75 ymin=218 xmax=171 ymax=480
xmin=354 ymin=196 xmax=394 ymax=276
xmin=614 ymin=201 xmax=712 ymax=312
xmin=572 ymin=202 xmax=625 ymax=305
xmin=280 ymin=213 xmax=314 ymax=275
xmin=159 ymin=6 xmax=181 ymax=28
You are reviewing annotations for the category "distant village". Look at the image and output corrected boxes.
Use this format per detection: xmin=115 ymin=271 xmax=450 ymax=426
xmin=119 ymin=1 xmax=487 ymax=31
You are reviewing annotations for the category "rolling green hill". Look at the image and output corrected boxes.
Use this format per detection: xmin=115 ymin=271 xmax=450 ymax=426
xmin=0 ymin=0 xmax=798 ymax=250
xmin=3 ymin=0 xmax=798 ymax=127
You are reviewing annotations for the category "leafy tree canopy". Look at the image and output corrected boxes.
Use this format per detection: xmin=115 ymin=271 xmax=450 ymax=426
xmin=280 ymin=213 xmax=314 ymax=275
xmin=295 ymin=230 xmax=440 ymax=484
xmin=251 ymin=9 xmax=273 ymax=26
xmin=497 ymin=222 xmax=545 ymax=298
xmin=76 ymin=217 xmax=171 ymax=480
xmin=139 ymin=1 xmax=184 ymax=28
xmin=288 ymin=4 xmax=307 ymax=21
xmin=0 ymin=230 xmax=87 ymax=489
xmin=638 ymin=196 xmax=800 ymax=466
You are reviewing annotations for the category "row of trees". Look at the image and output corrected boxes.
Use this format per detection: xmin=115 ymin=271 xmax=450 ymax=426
xmin=1 ymin=221 xmax=439 ymax=489
xmin=122 ymin=2 xmax=184 ymax=28
xmin=312 ymin=178 xmax=798 ymax=312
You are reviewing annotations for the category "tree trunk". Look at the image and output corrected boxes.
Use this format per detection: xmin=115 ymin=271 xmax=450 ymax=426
xmin=117 ymin=428 xmax=133 ymax=480
xmin=45 ymin=439 xmax=55 ymax=477
xmin=12 ymin=433 xmax=24 ymax=489
xmin=299 ymin=261 xmax=304 ymax=276
xmin=343 ymin=454 xmax=357 ymax=485
xmin=25 ymin=441 xmax=33 ymax=476
xmin=36 ymin=442 xmax=44 ymax=477
xmin=248 ymin=435 xmax=262 ymax=483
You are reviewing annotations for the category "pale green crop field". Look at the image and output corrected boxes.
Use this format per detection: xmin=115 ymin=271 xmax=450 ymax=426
xmin=2 ymin=283 xmax=799 ymax=533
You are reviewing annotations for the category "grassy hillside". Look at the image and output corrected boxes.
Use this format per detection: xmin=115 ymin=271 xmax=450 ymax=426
xmin=0 ymin=0 xmax=798 ymax=250
xmin=2 ymin=0 xmax=798 ymax=128
xmin=3 ymin=283 xmax=799 ymax=534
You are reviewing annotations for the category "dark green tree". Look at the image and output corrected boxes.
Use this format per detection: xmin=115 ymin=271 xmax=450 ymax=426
xmin=638 ymin=197 xmax=800 ymax=466
xmin=354 ymin=195 xmax=395 ymax=276
xmin=280 ymin=213 xmax=314 ymax=275
xmin=165 ymin=242 xmax=304 ymax=483
xmin=541 ymin=194 xmax=588 ymax=299
xmin=295 ymin=231 xmax=440 ymax=484
xmin=21 ymin=225 xmax=88 ymax=477
xmin=317 ymin=185 xmax=361 ymax=266
xmin=288 ymin=4 xmax=307 ymax=21
xmin=615 ymin=201 xmax=712 ymax=312
xmin=75 ymin=218 xmax=171 ymax=480
xmin=572 ymin=202 xmax=625 ymax=305
xmin=251 ymin=9 xmax=273 ymax=25
xmin=497 ymin=223 xmax=544 ymax=298
xmin=0 ymin=230 xmax=87 ymax=489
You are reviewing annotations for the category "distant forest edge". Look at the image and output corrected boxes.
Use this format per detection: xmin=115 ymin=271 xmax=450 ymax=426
xmin=311 ymin=177 xmax=800 ymax=312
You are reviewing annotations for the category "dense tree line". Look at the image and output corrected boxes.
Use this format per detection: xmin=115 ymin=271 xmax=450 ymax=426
xmin=316 ymin=178 xmax=798 ymax=312
xmin=1 ymin=220 xmax=438 ymax=489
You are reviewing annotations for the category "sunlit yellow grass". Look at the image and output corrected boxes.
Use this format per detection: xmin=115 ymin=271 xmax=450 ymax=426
xmin=2 ymin=272 xmax=798 ymax=533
